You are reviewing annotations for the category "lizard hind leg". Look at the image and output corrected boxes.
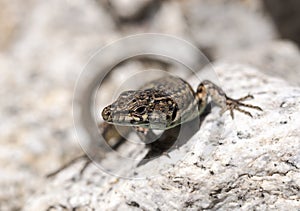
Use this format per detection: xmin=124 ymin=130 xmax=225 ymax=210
xmin=198 ymin=80 xmax=262 ymax=119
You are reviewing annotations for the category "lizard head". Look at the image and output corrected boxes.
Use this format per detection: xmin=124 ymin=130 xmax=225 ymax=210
xmin=102 ymin=89 xmax=178 ymax=129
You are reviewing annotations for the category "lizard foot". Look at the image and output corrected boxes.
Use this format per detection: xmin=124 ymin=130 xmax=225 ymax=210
xmin=220 ymin=94 xmax=263 ymax=119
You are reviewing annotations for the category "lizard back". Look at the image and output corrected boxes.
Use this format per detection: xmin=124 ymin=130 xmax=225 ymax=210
xmin=102 ymin=75 xmax=200 ymax=129
xmin=141 ymin=76 xmax=199 ymax=126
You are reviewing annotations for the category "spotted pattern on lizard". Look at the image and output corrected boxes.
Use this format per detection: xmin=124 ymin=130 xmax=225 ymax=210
xmin=102 ymin=75 xmax=262 ymax=131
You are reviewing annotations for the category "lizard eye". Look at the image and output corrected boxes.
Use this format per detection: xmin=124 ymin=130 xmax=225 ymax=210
xmin=135 ymin=106 xmax=146 ymax=114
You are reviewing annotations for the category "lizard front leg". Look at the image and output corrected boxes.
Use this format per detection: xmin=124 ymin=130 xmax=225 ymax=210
xmin=196 ymin=80 xmax=262 ymax=119
xmin=133 ymin=126 xmax=158 ymax=144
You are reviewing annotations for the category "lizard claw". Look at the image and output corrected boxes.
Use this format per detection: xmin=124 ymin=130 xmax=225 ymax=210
xmin=235 ymin=94 xmax=254 ymax=101
xmin=222 ymin=95 xmax=262 ymax=119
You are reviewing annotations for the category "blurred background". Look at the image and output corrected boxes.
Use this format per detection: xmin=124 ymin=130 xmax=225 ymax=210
xmin=1 ymin=0 xmax=300 ymax=210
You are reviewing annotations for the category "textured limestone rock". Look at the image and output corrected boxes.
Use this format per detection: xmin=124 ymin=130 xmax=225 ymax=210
xmin=222 ymin=40 xmax=300 ymax=86
xmin=24 ymin=63 xmax=300 ymax=210
xmin=0 ymin=0 xmax=27 ymax=50
xmin=263 ymin=0 xmax=300 ymax=46
xmin=106 ymin=0 xmax=157 ymax=21
xmin=183 ymin=0 xmax=277 ymax=59
xmin=0 ymin=0 xmax=118 ymax=210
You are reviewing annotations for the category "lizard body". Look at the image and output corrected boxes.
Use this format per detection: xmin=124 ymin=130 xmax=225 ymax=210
xmin=102 ymin=75 xmax=262 ymax=132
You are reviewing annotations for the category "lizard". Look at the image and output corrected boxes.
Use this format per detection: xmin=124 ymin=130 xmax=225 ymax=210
xmin=47 ymin=75 xmax=262 ymax=178
xmin=102 ymin=75 xmax=262 ymax=137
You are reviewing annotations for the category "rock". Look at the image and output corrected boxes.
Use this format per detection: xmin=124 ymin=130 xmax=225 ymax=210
xmin=263 ymin=0 xmax=300 ymax=47
xmin=0 ymin=0 xmax=118 ymax=210
xmin=106 ymin=0 xmax=157 ymax=21
xmin=0 ymin=0 xmax=27 ymax=50
xmin=150 ymin=1 xmax=189 ymax=38
xmin=222 ymin=40 xmax=300 ymax=86
xmin=183 ymin=0 xmax=277 ymax=59
xmin=24 ymin=63 xmax=300 ymax=210
xmin=107 ymin=0 xmax=192 ymax=43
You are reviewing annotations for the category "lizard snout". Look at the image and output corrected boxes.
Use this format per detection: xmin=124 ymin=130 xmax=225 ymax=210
xmin=102 ymin=105 xmax=112 ymax=121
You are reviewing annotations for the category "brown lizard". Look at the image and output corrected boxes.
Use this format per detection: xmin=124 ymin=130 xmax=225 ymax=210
xmin=102 ymin=75 xmax=262 ymax=136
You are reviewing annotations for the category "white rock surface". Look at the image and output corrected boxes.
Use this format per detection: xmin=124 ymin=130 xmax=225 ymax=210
xmin=223 ymin=40 xmax=300 ymax=86
xmin=24 ymin=63 xmax=300 ymax=210
xmin=107 ymin=0 xmax=156 ymax=20
xmin=0 ymin=1 xmax=118 ymax=210
xmin=183 ymin=0 xmax=277 ymax=59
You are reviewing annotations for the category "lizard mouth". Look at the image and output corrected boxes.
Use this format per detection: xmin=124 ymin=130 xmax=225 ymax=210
xmin=102 ymin=105 xmax=149 ymax=126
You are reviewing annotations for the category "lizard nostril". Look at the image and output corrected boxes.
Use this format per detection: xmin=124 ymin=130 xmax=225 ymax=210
xmin=102 ymin=106 xmax=111 ymax=121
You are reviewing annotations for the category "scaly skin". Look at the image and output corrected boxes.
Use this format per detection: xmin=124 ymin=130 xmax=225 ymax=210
xmin=102 ymin=76 xmax=262 ymax=131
